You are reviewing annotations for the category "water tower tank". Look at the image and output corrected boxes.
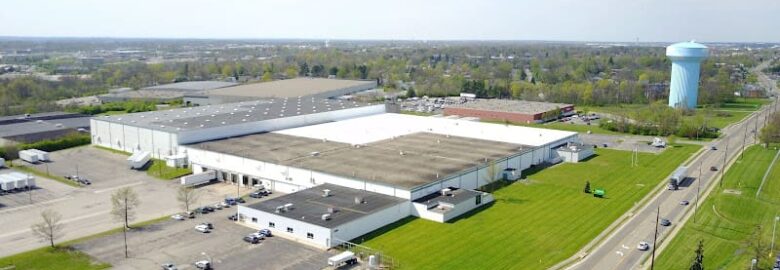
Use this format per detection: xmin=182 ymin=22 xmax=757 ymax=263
xmin=666 ymin=41 xmax=709 ymax=109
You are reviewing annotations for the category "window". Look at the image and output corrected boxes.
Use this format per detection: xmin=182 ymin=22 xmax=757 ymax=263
xmin=307 ymin=233 xmax=314 ymax=239
xmin=287 ymin=227 xmax=294 ymax=233
xmin=251 ymin=217 xmax=257 ymax=223
xmin=269 ymin=222 xmax=275 ymax=228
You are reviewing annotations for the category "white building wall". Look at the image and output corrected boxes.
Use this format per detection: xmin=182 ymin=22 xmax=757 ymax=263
xmin=441 ymin=193 xmax=494 ymax=221
xmin=411 ymin=202 xmax=445 ymax=222
xmin=331 ymin=201 xmax=410 ymax=246
xmin=238 ymin=206 xmax=333 ymax=248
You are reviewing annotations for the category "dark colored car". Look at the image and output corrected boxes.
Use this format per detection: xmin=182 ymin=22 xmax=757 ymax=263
xmin=680 ymin=200 xmax=690 ymax=206
xmin=202 ymin=206 xmax=215 ymax=212
xmin=660 ymin=218 xmax=671 ymax=226
xmin=710 ymin=166 xmax=718 ymax=171
xmin=224 ymin=198 xmax=237 ymax=205
xmin=236 ymin=197 xmax=246 ymax=204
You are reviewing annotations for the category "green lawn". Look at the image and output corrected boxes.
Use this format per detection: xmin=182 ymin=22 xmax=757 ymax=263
xmin=482 ymin=119 xmax=622 ymax=135
xmin=580 ymin=103 xmax=756 ymax=130
xmin=655 ymin=145 xmax=780 ymax=270
xmin=362 ymin=144 xmax=700 ymax=270
xmin=146 ymin=159 xmax=192 ymax=180
xmin=0 ymin=247 xmax=110 ymax=270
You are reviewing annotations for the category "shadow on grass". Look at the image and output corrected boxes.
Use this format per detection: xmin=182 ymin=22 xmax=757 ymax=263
xmin=353 ymin=216 xmax=417 ymax=245
xmin=447 ymin=201 xmax=496 ymax=224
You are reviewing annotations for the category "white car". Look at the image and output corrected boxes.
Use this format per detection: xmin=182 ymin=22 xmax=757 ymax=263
xmin=194 ymin=224 xmax=210 ymax=233
xmin=637 ymin=241 xmax=650 ymax=251
xmin=219 ymin=201 xmax=229 ymax=208
xmin=161 ymin=263 xmax=178 ymax=270
xmin=213 ymin=203 xmax=223 ymax=210
xmin=171 ymin=214 xmax=185 ymax=221
xmin=194 ymin=260 xmax=211 ymax=269
xmin=248 ymin=232 xmax=266 ymax=240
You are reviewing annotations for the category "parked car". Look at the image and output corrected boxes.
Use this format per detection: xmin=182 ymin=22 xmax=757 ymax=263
xmin=194 ymin=260 xmax=211 ymax=269
xmin=228 ymin=214 xmax=238 ymax=221
xmin=186 ymin=211 xmax=196 ymax=218
xmin=202 ymin=206 xmax=215 ymax=212
xmin=213 ymin=203 xmax=223 ymax=210
xmin=711 ymin=146 xmax=718 ymax=151
xmin=243 ymin=235 xmax=261 ymax=244
xmin=680 ymin=200 xmax=690 ymax=206
xmin=194 ymin=224 xmax=210 ymax=233
xmin=249 ymin=192 xmax=263 ymax=198
xmin=219 ymin=201 xmax=230 ymax=208
xmin=161 ymin=263 xmax=178 ymax=270
xmin=710 ymin=166 xmax=718 ymax=172
xmin=171 ymin=214 xmax=185 ymax=221
xmin=258 ymin=229 xmax=272 ymax=237
xmin=200 ymin=222 xmax=214 ymax=229
xmin=660 ymin=219 xmax=671 ymax=226
xmin=78 ymin=178 xmax=91 ymax=185
xmin=248 ymin=232 xmax=266 ymax=240
xmin=224 ymin=198 xmax=237 ymax=205
xmin=236 ymin=197 xmax=246 ymax=203
xmin=637 ymin=241 xmax=650 ymax=251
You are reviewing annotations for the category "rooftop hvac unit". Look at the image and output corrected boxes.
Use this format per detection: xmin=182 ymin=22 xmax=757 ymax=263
xmin=354 ymin=197 xmax=364 ymax=204
xmin=322 ymin=189 xmax=331 ymax=197
xmin=275 ymin=205 xmax=285 ymax=213
xmin=310 ymin=151 xmax=320 ymax=157
xmin=283 ymin=203 xmax=294 ymax=211
xmin=322 ymin=214 xmax=331 ymax=221
xmin=327 ymin=207 xmax=337 ymax=213
xmin=441 ymin=188 xmax=452 ymax=196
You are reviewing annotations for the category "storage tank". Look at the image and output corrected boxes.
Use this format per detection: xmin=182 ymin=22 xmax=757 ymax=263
xmin=666 ymin=41 xmax=709 ymax=109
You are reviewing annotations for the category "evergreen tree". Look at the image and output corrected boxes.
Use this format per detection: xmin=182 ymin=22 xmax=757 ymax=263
xmin=689 ymin=240 xmax=704 ymax=270
xmin=584 ymin=181 xmax=591 ymax=193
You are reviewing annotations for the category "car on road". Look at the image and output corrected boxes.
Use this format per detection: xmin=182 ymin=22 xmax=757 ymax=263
xmin=194 ymin=260 xmax=211 ymax=269
xmin=711 ymin=146 xmax=718 ymax=150
xmin=258 ymin=229 xmax=272 ymax=237
xmin=161 ymin=263 xmax=178 ymax=270
xmin=660 ymin=218 xmax=671 ymax=226
xmin=710 ymin=166 xmax=718 ymax=171
xmin=680 ymin=200 xmax=690 ymax=206
xmin=194 ymin=224 xmax=210 ymax=233
xmin=637 ymin=241 xmax=650 ymax=251
xmin=171 ymin=214 xmax=185 ymax=220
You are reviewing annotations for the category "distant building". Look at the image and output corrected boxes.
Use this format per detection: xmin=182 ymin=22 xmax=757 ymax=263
xmin=183 ymin=78 xmax=377 ymax=106
xmin=443 ymin=99 xmax=575 ymax=124
xmin=98 ymin=81 xmax=237 ymax=103
xmin=0 ymin=112 xmax=91 ymax=146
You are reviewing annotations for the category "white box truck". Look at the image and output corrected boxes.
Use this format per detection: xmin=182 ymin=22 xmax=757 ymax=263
xmin=669 ymin=166 xmax=687 ymax=190
xmin=0 ymin=175 xmax=16 ymax=191
xmin=127 ymin=151 xmax=151 ymax=169
xmin=9 ymin=172 xmax=34 ymax=188
xmin=27 ymin=149 xmax=50 ymax=162
xmin=18 ymin=150 xmax=39 ymax=164
xmin=328 ymin=251 xmax=357 ymax=267
xmin=180 ymin=171 xmax=216 ymax=186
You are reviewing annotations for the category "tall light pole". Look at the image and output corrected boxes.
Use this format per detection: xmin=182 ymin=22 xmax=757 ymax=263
xmin=651 ymin=204 xmax=660 ymax=270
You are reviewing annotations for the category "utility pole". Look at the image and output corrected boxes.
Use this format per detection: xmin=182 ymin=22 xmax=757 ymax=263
xmin=695 ymin=159 xmax=702 ymax=223
xmin=651 ymin=205 xmax=660 ymax=270
xmin=721 ymin=139 xmax=728 ymax=188
xmin=123 ymin=196 xmax=129 ymax=258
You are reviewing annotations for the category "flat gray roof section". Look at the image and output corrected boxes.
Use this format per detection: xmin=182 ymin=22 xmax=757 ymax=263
xmin=245 ymin=183 xmax=406 ymax=229
xmin=447 ymin=99 xmax=574 ymax=115
xmin=95 ymin=97 xmax=377 ymax=133
xmin=142 ymin=81 xmax=238 ymax=91
xmin=0 ymin=113 xmax=90 ymax=138
xmin=413 ymin=187 xmax=482 ymax=205
xmin=189 ymin=132 xmax=529 ymax=189
xmin=193 ymin=78 xmax=376 ymax=99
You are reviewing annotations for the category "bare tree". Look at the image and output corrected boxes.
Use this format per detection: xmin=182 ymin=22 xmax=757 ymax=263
xmin=31 ymin=209 xmax=63 ymax=248
xmin=176 ymin=186 xmax=200 ymax=213
xmin=111 ymin=187 xmax=140 ymax=258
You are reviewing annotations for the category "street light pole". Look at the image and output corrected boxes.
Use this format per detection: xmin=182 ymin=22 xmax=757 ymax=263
xmin=651 ymin=205 xmax=660 ymax=270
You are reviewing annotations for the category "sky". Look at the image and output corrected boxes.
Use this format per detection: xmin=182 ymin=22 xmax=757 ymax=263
xmin=1 ymin=0 xmax=778 ymax=43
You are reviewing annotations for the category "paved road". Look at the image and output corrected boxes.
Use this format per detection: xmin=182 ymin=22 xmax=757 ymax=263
xmin=567 ymin=63 xmax=779 ymax=270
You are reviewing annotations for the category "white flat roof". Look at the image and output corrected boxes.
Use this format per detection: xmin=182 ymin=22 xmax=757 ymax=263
xmin=275 ymin=113 xmax=577 ymax=146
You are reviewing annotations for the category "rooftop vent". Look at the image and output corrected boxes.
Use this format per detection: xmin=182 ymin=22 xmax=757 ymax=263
xmin=322 ymin=213 xmax=331 ymax=221
xmin=327 ymin=207 xmax=337 ymax=213
xmin=441 ymin=188 xmax=452 ymax=196
xmin=322 ymin=189 xmax=331 ymax=197
xmin=310 ymin=151 xmax=320 ymax=157
xmin=283 ymin=203 xmax=294 ymax=211
xmin=354 ymin=197 xmax=364 ymax=204
xmin=399 ymin=151 xmax=405 ymax=156
xmin=275 ymin=205 xmax=284 ymax=213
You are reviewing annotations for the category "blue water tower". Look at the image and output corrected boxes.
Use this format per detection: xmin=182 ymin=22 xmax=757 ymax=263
xmin=666 ymin=41 xmax=709 ymax=109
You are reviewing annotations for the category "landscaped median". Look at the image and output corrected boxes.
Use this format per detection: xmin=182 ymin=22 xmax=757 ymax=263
xmin=361 ymin=144 xmax=700 ymax=270
xmin=0 ymin=215 xmax=170 ymax=270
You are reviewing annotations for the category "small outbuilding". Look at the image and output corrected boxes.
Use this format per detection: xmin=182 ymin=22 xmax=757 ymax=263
xmin=556 ymin=142 xmax=595 ymax=163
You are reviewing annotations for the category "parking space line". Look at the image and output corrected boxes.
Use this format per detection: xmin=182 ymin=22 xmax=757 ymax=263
xmin=93 ymin=181 xmax=144 ymax=194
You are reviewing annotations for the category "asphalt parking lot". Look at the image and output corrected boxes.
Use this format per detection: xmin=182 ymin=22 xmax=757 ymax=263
xmin=26 ymin=146 xmax=155 ymax=189
xmin=74 ymin=206 xmax=332 ymax=270
xmin=0 ymin=167 xmax=76 ymax=210
xmin=580 ymin=134 xmax=666 ymax=153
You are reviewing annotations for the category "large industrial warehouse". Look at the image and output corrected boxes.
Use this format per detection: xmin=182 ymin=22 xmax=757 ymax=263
xmin=179 ymin=113 xmax=578 ymax=248
xmin=183 ymin=78 xmax=377 ymax=106
xmin=444 ymin=99 xmax=575 ymax=123
xmin=90 ymin=97 xmax=385 ymax=158
xmin=89 ymin=94 xmax=582 ymax=249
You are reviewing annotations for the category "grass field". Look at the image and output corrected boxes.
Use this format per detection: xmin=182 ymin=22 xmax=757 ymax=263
xmin=146 ymin=159 xmax=192 ymax=180
xmin=482 ymin=119 xmax=622 ymax=135
xmin=655 ymin=145 xmax=780 ymax=270
xmin=361 ymin=144 xmax=700 ymax=270
xmin=0 ymin=247 xmax=110 ymax=270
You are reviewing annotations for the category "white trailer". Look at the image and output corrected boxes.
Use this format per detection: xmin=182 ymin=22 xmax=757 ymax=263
xmin=180 ymin=171 xmax=216 ymax=186
xmin=0 ymin=157 xmax=5 ymax=168
xmin=669 ymin=166 xmax=687 ymax=190
xmin=0 ymin=175 xmax=16 ymax=191
xmin=127 ymin=151 xmax=151 ymax=169
xmin=9 ymin=172 xmax=35 ymax=188
xmin=27 ymin=149 xmax=50 ymax=162
xmin=328 ymin=251 xmax=356 ymax=267
xmin=18 ymin=150 xmax=39 ymax=164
